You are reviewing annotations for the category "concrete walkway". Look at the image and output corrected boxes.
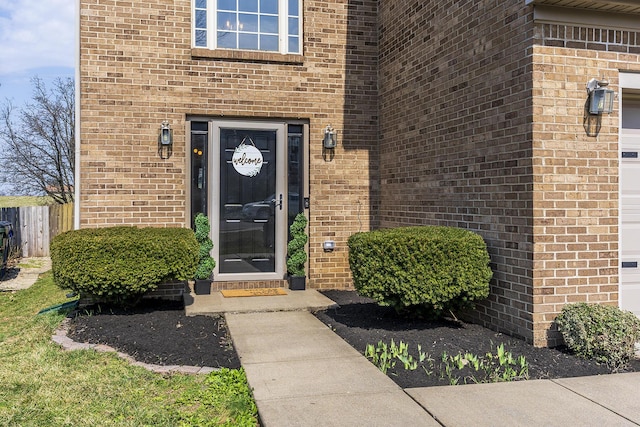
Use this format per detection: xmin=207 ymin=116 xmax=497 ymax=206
xmin=227 ymin=310 xmax=437 ymax=426
xmin=189 ymin=289 xmax=640 ymax=427
xmin=0 ymin=257 xmax=51 ymax=291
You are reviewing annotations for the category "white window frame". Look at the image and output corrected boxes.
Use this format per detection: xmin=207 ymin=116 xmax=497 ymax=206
xmin=192 ymin=0 xmax=302 ymax=55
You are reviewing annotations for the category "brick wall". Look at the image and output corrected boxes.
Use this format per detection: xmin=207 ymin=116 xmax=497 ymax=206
xmin=78 ymin=0 xmax=379 ymax=289
xmin=80 ymin=0 xmax=640 ymax=346
xmin=378 ymin=1 xmax=537 ymax=342
xmin=530 ymin=21 xmax=640 ymax=346
xmin=378 ymin=2 xmax=640 ymax=347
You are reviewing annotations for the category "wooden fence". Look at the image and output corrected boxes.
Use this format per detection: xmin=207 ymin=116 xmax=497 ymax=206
xmin=0 ymin=203 xmax=74 ymax=257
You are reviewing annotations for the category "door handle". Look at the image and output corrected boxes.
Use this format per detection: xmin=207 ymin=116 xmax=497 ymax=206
xmin=271 ymin=194 xmax=283 ymax=210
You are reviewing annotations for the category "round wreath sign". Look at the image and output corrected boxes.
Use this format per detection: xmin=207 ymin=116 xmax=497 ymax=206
xmin=232 ymin=138 xmax=263 ymax=177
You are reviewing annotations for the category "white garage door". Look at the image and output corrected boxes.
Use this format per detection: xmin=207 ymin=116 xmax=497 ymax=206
xmin=620 ymin=93 xmax=640 ymax=317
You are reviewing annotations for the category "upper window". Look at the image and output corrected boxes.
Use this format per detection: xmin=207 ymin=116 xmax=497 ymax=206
xmin=193 ymin=0 xmax=301 ymax=54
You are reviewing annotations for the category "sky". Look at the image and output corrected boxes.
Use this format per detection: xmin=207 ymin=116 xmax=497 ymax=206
xmin=0 ymin=0 xmax=75 ymax=107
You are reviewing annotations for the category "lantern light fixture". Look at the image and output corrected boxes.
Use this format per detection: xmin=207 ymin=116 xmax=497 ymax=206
xmin=160 ymin=121 xmax=173 ymax=145
xmin=586 ymin=78 xmax=614 ymax=115
xmin=323 ymin=124 xmax=337 ymax=149
xmin=158 ymin=120 xmax=173 ymax=159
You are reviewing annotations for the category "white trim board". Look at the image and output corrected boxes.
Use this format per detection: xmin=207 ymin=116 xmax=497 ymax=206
xmin=621 ymin=73 xmax=640 ymax=89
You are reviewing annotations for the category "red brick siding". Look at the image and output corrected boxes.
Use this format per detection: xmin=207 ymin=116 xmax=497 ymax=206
xmin=530 ymin=20 xmax=640 ymax=345
xmin=378 ymin=1 xmax=537 ymax=342
xmin=378 ymin=2 xmax=640 ymax=346
xmin=79 ymin=0 xmax=379 ymax=289
xmin=80 ymin=0 xmax=640 ymax=346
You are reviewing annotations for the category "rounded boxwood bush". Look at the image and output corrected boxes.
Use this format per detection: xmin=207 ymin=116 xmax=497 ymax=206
xmin=51 ymin=226 xmax=199 ymax=305
xmin=348 ymin=226 xmax=492 ymax=317
xmin=556 ymin=302 xmax=640 ymax=371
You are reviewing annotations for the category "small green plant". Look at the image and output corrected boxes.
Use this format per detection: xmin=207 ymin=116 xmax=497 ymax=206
xmin=365 ymin=341 xmax=395 ymax=374
xmin=440 ymin=344 xmax=529 ymax=385
xmin=367 ymin=339 xmax=529 ymax=386
xmin=194 ymin=213 xmax=216 ymax=280
xmin=556 ymin=302 xmax=640 ymax=371
xmin=286 ymin=213 xmax=308 ymax=277
xmin=485 ymin=343 xmax=529 ymax=383
xmin=365 ymin=339 xmax=427 ymax=374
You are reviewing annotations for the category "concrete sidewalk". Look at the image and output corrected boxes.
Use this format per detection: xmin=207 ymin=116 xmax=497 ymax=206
xmin=191 ymin=290 xmax=640 ymax=427
xmin=0 ymin=257 xmax=51 ymax=291
xmin=408 ymin=374 xmax=640 ymax=427
xmin=226 ymin=310 xmax=438 ymax=426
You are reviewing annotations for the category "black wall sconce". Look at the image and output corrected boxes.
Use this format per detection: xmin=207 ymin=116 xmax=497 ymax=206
xmin=323 ymin=124 xmax=337 ymax=149
xmin=586 ymin=78 xmax=614 ymax=115
xmin=158 ymin=120 xmax=173 ymax=159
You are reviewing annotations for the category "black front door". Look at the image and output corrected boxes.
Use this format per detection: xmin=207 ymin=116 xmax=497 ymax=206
xmin=214 ymin=122 xmax=286 ymax=279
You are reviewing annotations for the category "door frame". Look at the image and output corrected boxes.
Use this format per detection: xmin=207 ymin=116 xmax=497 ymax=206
xmin=186 ymin=117 xmax=310 ymax=283
xmin=211 ymin=120 xmax=287 ymax=281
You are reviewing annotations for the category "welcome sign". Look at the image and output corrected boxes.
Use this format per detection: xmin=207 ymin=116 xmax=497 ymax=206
xmin=232 ymin=139 xmax=263 ymax=177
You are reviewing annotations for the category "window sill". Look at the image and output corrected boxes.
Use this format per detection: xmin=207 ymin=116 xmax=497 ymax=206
xmin=191 ymin=48 xmax=304 ymax=65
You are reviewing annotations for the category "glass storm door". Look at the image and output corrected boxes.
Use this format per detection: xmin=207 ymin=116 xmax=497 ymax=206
xmin=213 ymin=122 xmax=286 ymax=280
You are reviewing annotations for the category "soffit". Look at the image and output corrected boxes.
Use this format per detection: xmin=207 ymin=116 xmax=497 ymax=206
xmin=526 ymin=0 xmax=640 ymax=14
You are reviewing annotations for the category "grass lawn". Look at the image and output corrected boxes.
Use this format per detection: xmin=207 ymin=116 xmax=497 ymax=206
xmin=0 ymin=274 xmax=257 ymax=427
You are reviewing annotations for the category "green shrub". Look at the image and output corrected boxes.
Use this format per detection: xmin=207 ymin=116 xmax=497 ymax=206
xmin=286 ymin=213 xmax=308 ymax=277
xmin=50 ymin=226 xmax=199 ymax=305
xmin=194 ymin=213 xmax=216 ymax=280
xmin=348 ymin=226 xmax=492 ymax=316
xmin=556 ymin=302 xmax=640 ymax=371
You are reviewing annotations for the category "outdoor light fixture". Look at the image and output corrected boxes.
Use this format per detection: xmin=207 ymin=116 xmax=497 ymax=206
xmin=158 ymin=120 xmax=173 ymax=159
xmin=323 ymin=124 xmax=337 ymax=149
xmin=323 ymin=240 xmax=335 ymax=252
xmin=586 ymin=78 xmax=614 ymax=115
xmin=160 ymin=121 xmax=173 ymax=145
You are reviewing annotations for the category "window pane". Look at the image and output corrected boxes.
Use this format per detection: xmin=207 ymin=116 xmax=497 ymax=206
xmin=190 ymin=127 xmax=208 ymax=223
xmin=192 ymin=122 xmax=209 ymax=131
xmin=288 ymin=17 xmax=298 ymax=35
xmin=217 ymin=31 xmax=236 ymax=48
xmin=217 ymin=11 xmax=237 ymax=30
xmin=217 ymin=0 xmax=236 ymax=11
xmin=260 ymin=15 xmax=278 ymax=34
xmin=195 ymin=9 xmax=207 ymax=28
xmin=239 ymin=33 xmax=259 ymax=49
xmin=196 ymin=30 xmax=208 ymax=46
xmin=288 ymin=36 xmax=299 ymax=53
xmin=198 ymin=0 xmax=301 ymax=53
xmin=260 ymin=0 xmax=278 ymax=14
xmin=288 ymin=0 xmax=299 ymax=16
xmin=238 ymin=0 xmax=258 ymax=12
xmin=239 ymin=13 xmax=258 ymax=32
xmin=260 ymin=34 xmax=278 ymax=51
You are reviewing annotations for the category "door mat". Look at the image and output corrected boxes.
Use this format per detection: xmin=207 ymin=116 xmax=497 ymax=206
xmin=220 ymin=288 xmax=288 ymax=298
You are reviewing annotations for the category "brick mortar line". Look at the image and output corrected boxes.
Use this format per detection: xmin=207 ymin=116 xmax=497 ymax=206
xmin=51 ymin=318 xmax=219 ymax=375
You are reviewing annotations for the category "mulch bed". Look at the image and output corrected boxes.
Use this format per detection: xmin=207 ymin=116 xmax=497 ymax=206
xmin=66 ymin=291 xmax=639 ymax=388
xmin=67 ymin=299 xmax=240 ymax=369
xmin=315 ymin=291 xmax=639 ymax=388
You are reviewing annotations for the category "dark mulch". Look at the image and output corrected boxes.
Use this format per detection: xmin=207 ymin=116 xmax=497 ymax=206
xmin=67 ymin=299 xmax=240 ymax=369
xmin=314 ymin=291 xmax=640 ymax=388
xmin=66 ymin=291 xmax=639 ymax=388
